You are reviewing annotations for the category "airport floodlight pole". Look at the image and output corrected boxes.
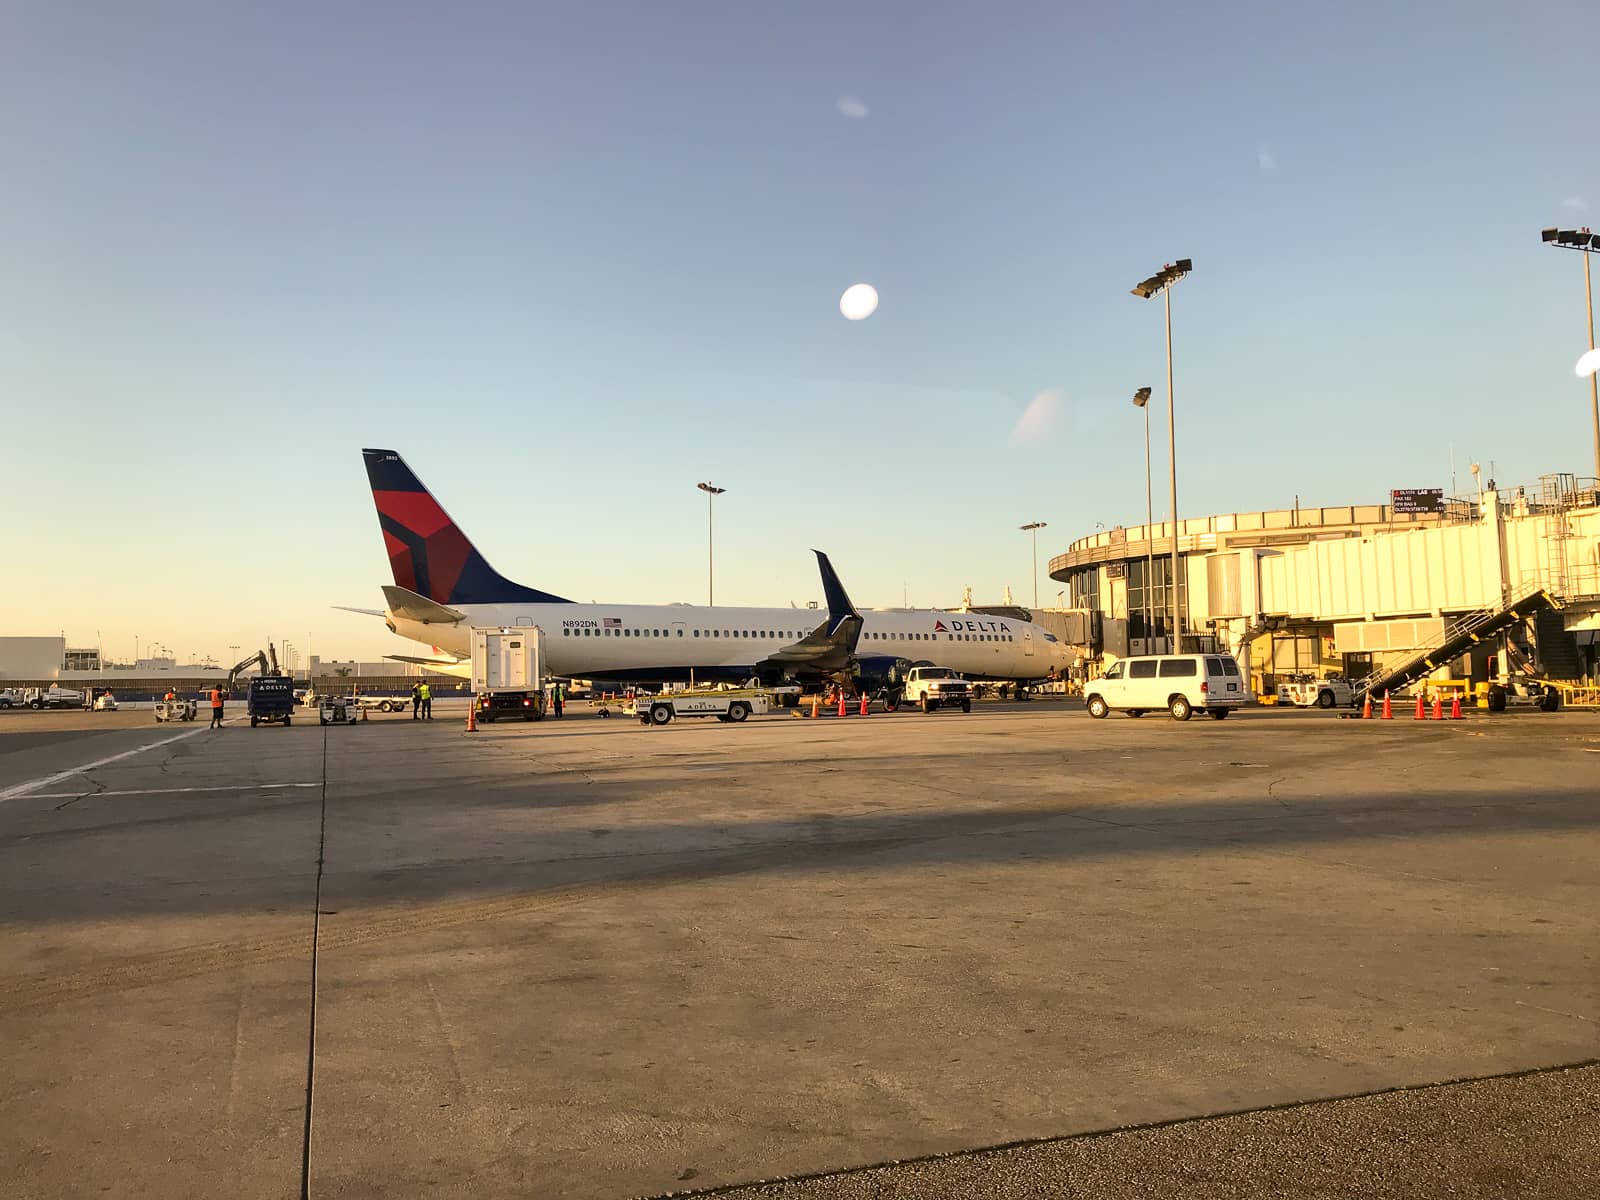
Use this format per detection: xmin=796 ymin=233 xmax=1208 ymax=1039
xmin=697 ymin=482 xmax=725 ymax=606
xmin=1131 ymin=258 xmax=1192 ymax=649
xmin=1019 ymin=522 xmax=1048 ymax=609
xmin=1541 ymin=228 xmax=1600 ymax=478
xmin=1132 ymin=387 xmax=1155 ymax=648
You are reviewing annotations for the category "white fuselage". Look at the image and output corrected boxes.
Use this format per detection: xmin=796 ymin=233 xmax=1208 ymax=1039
xmin=390 ymin=602 xmax=1067 ymax=682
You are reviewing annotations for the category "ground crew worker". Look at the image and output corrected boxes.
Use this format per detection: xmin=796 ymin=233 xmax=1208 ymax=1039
xmin=553 ymin=683 xmax=564 ymax=718
xmin=411 ymin=681 xmax=421 ymax=720
xmin=419 ymin=680 xmax=432 ymax=720
xmin=209 ymin=683 xmax=225 ymax=729
xmin=165 ymin=687 xmax=176 ymax=701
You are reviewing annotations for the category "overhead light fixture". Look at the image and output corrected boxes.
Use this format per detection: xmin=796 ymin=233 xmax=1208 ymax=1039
xmin=1173 ymin=258 xmax=1192 ymax=273
xmin=1132 ymin=387 xmax=1152 ymax=407
xmin=1539 ymin=222 xmax=1600 ymax=479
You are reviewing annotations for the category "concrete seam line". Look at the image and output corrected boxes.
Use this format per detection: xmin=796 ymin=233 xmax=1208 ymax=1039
xmin=640 ymin=1057 xmax=1600 ymax=1199
xmin=300 ymin=724 xmax=329 ymax=1200
xmin=28 ymin=783 xmax=322 ymax=800
xmin=0 ymin=728 xmax=208 ymax=802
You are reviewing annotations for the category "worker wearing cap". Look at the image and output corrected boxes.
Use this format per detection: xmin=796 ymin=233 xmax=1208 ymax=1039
xmin=410 ymin=680 xmax=421 ymax=719
xmin=209 ymin=683 xmax=225 ymax=729
xmin=419 ymin=680 xmax=432 ymax=721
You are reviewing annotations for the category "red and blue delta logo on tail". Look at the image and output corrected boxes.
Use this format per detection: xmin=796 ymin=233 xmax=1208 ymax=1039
xmin=362 ymin=450 xmax=571 ymax=606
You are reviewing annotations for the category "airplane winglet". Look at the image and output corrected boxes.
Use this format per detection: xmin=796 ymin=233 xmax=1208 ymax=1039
xmin=813 ymin=549 xmax=859 ymax=635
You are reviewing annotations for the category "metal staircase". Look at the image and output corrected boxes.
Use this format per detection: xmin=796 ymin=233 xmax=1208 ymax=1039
xmin=1352 ymin=581 xmax=1559 ymax=700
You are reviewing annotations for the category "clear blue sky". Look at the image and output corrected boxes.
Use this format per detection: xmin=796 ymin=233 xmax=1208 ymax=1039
xmin=2 ymin=0 xmax=1595 ymax=663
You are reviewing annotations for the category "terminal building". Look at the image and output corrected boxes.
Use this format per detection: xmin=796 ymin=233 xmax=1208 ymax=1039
xmin=1048 ymin=474 xmax=1600 ymax=696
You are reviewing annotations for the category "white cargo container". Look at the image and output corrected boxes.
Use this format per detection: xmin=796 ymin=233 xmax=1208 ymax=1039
xmin=470 ymin=627 xmax=548 ymax=723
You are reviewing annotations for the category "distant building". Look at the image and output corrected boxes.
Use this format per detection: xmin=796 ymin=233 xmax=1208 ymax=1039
xmin=309 ymin=656 xmax=422 ymax=680
xmin=63 ymin=647 xmax=101 ymax=672
xmin=0 ymin=637 xmax=66 ymax=680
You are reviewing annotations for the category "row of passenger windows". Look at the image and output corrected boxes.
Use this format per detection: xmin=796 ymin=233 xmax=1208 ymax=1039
xmin=562 ymin=627 xmax=804 ymax=639
xmin=560 ymin=626 xmax=1015 ymax=642
xmin=865 ymin=632 xmax=1014 ymax=643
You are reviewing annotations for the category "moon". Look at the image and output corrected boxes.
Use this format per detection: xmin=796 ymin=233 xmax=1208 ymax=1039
xmin=839 ymin=283 xmax=879 ymax=321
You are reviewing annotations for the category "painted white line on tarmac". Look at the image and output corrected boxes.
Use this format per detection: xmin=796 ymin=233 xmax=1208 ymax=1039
xmin=24 ymin=782 xmax=321 ymax=800
xmin=0 ymin=728 xmax=209 ymax=803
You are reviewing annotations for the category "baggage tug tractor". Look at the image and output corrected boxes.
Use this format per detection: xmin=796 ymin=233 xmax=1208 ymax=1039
xmin=471 ymin=627 xmax=547 ymax=722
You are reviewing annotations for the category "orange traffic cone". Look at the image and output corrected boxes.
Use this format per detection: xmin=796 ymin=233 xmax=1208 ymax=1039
xmin=838 ymin=692 xmax=847 ymax=718
xmin=1450 ymin=693 xmax=1462 ymax=720
xmin=810 ymin=696 xmax=820 ymax=719
xmin=1431 ymin=695 xmax=1443 ymax=721
xmin=466 ymin=701 xmax=477 ymax=732
xmin=1381 ymin=690 xmax=1393 ymax=720
xmin=1362 ymin=693 xmax=1373 ymax=720
xmin=1414 ymin=693 xmax=1426 ymax=720
xmin=859 ymin=693 xmax=869 ymax=717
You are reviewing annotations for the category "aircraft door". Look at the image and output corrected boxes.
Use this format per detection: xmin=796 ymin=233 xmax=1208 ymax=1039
xmin=1023 ymin=629 xmax=1035 ymax=657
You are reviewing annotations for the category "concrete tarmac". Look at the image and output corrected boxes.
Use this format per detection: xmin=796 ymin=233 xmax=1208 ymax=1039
xmin=1 ymin=701 xmax=1596 ymax=1198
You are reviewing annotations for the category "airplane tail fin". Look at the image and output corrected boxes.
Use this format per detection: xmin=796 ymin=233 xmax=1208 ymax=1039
xmin=362 ymin=449 xmax=572 ymax=606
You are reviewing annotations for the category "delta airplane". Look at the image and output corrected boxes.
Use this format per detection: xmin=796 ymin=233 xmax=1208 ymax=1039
xmin=356 ymin=449 xmax=1069 ymax=690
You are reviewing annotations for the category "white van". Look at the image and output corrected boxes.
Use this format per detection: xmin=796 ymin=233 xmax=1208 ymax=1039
xmin=1084 ymin=653 xmax=1247 ymax=721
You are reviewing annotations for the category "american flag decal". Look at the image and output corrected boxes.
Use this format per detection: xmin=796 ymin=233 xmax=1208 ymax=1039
xmin=604 ymin=617 xmax=622 ymax=628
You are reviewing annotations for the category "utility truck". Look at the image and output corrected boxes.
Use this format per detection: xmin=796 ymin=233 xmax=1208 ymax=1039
xmin=24 ymin=686 xmax=87 ymax=710
xmin=471 ymin=627 xmax=547 ymax=723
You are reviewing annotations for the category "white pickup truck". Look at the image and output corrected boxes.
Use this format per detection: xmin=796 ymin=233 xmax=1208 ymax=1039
xmin=1275 ymin=674 xmax=1355 ymax=709
xmin=638 ymin=689 xmax=770 ymax=726
xmin=886 ymin=666 xmax=972 ymax=714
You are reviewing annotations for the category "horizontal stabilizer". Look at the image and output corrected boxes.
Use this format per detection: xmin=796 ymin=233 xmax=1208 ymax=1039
xmin=332 ymin=605 xmax=387 ymax=618
xmin=382 ymin=585 xmax=467 ymax=625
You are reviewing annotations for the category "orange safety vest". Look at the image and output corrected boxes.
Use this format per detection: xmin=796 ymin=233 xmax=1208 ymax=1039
xmin=165 ymin=690 xmax=176 ymax=700
xmin=210 ymin=689 xmax=223 ymax=708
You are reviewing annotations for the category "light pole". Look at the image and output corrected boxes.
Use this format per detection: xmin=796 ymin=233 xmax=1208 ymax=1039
xmin=1019 ymin=522 xmax=1048 ymax=610
xmin=1541 ymin=228 xmax=1600 ymax=478
xmin=1131 ymin=258 xmax=1193 ymax=648
xmin=696 ymin=482 xmax=725 ymax=606
xmin=1132 ymin=386 xmax=1155 ymax=650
